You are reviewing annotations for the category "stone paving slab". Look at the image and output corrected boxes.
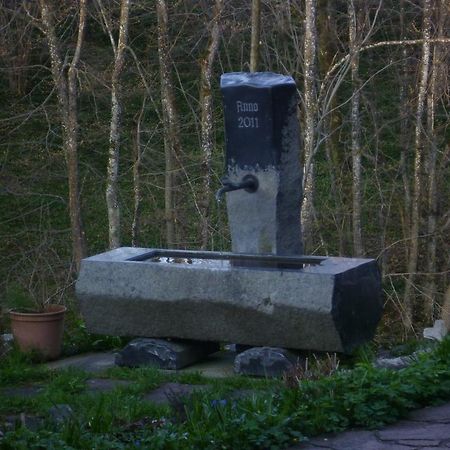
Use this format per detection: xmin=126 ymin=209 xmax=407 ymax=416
xmin=377 ymin=421 xmax=450 ymax=441
xmin=86 ymin=378 xmax=132 ymax=392
xmin=290 ymin=403 xmax=450 ymax=450
xmin=45 ymin=350 xmax=236 ymax=378
xmin=143 ymin=382 xmax=209 ymax=405
xmin=1 ymin=385 xmax=44 ymax=397
xmin=46 ymin=352 xmax=116 ymax=373
xmin=300 ymin=430 xmax=412 ymax=450
xmin=408 ymin=403 xmax=450 ymax=423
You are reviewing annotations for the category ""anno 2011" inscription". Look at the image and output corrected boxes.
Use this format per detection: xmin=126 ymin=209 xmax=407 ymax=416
xmin=236 ymin=100 xmax=260 ymax=128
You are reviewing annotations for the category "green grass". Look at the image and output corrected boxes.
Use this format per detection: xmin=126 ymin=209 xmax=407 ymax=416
xmin=1 ymin=339 xmax=450 ymax=449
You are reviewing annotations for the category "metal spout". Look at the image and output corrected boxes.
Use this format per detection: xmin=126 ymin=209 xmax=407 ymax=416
xmin=215 ymin=174 xmax=259 ymax=202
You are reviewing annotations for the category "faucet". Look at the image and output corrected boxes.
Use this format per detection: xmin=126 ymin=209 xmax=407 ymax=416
xmin=215 ymin=174 xmax=259 ymax=202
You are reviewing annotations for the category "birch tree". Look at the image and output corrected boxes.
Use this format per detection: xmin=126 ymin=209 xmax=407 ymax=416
xmin=38 ymin=0 xmax=87 ymax=271
xmin=105 ymin=0 xmax=131 ymax=249
xmin=157 ymin=0 xmax=183 ymax=247
xmin=403 ymin=0 xmax=433 ymax=328
xmin=199 ymin=0 xmax=224 ymax=249
xmin=301 ymin=0 xmax=318 ymax=251
xmin=424 ymin=0 xmax=447 ymax=321
xmin=348 ymin=0 xmax=364 ymax=256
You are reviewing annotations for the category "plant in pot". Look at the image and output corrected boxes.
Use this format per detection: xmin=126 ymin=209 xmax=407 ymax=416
xmin=6 ymin=285 xmax=67 ymax=361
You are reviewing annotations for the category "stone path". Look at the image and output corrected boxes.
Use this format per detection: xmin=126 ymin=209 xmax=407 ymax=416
xmin=4 ymin=351 xmax=450 ymax=448
xmin=289 ymin=403 xmax=450 ymax=450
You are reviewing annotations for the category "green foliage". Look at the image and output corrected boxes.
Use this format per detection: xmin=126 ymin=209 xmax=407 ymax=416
xmin=2 ymin=339 xmax=450 ymax=449
xmin=62 ymin=311 xmax=126 ymax=356
xmin=0 ymin=350 xmax=48 ymax=387
xmin=1 ymin=285 xmax=36 ymax=312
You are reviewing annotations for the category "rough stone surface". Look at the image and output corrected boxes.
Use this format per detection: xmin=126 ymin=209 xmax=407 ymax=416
xmin=377 ymin=422 xmax=450 ymax=441
xmin=115 ymin=338 xmax=219 ymax=370
xmin=290 ymin=408 xmax=450 ymax=449
xmin=408 ymin=404 xmax=450 ymax=423
xmin=86 ymin=379 xmax=132 ymax=392
xmin=49 ymin=404 xmax=73 ymax=424
xmin=1 ymin=385 xmax=44 ymax=397
xmin=374 ymin=354 xmax=417 ymax=370
xmin=76 ymin=247 xmax=382 ymax=353
xmin=1 ymin=414 xmax=44 ymax=432
xmin=423 ymin=320 xmax=448 ymax=342
xmin=46 ymin=352 xmax=116 ymax=373
xmin=397 ymin=439 xmax=441 ymax=446
xmin=305 ymin=430 xmax=412 ymax=449
xmin=220 ymin=72 xmax=302 ymax=256
xmin=143 ymin=382 xmax=209 ymax=405
xmin=234 ymin=346 xmax=296 ymax=377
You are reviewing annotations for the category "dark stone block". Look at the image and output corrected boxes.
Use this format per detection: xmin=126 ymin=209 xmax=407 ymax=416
xmin=221 ymin=72 xmax=299 ymax=169
xmin=220 ymin=72 xmax=303 ymax=256
xmin=115 ymin=338 xmax=219 ymax=370
xmin=234 ymin=346 xmax=297 ymax=377
xmin=331 ymin=260 xmax=383 ymax=352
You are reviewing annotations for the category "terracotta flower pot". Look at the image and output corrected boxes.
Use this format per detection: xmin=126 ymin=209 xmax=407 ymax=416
xmin=9 ymin=304 xmax=67 ymax=360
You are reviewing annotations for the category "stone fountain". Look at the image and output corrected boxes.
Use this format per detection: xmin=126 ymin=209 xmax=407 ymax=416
xmin=76 ymin=72 xmax=382 ymax=374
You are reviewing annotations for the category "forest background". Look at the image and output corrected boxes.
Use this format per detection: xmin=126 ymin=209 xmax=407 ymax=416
xmin=0 ymin=0 xmax=449 ymax=340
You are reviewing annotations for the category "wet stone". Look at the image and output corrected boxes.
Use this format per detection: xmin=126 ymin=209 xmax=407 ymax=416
xmin=115 ymin=338 xmax=219 ymax=370
xmin=234 ymin=346 xmax=297 ymax=377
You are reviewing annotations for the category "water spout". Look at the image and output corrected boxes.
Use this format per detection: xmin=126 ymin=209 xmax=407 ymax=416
xmin=215 ymin=174 xmax=259 ymax=202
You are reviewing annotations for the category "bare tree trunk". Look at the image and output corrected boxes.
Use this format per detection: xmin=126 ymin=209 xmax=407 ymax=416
xmin=199 ymin=0 xmax=223 ymax=249
xmin=106 ymin=0 xmax=130 ymax=249
xmin=250 ymin=0 xmax=261 ymax=72
xmin=318 ymin=0 xmax=347 ymax=255
xmin=404 ymin=0 xmax=432 ymax=328
xmin=424 ymin=0 xmax=445 ymax=321
xmin=39 ymin=0 xmax=87 ymax=271
xmin=301 ymin=0 xmax=318 ymax=252
xmin=349 ymin=0 xmax=364 ymax=257
xmin=157 ymin=0 xmax=183 ymax=248
xmin=399 ymin=0 xmax=411 ymax=264
xmin=132 ymin=97 xmax=146 ymax=247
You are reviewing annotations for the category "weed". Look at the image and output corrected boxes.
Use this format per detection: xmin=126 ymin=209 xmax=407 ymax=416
xmin=284 ymin=353 xmax=340 ymax=387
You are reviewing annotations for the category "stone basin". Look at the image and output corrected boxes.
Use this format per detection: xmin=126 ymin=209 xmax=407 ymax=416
xmin=76 ymin=247 xmax=383 ymax=354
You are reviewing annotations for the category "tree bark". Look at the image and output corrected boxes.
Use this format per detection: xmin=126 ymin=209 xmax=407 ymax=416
xmin=301 ymin=0 xmax=318 ymax=252
xmin=349 ymin=0 xmax=364 ymax=257
xmin=424 ymin=0 xmax=445 ymax=321
xmin=403 ymin=0 xmax=432 ymax=328
xmin=106 ymin=0 xmax=130 ymax=249
xmin=250 ymin=0 xmax=261 ymax=72
xmin=399 ymin=0 xmax=411 ymax=265
xmin=132 ymin=97 xmax=146 ymax=247
xmin=39 ymin=0 xmax=87 ymax=272
xmin=157 ymin=0 xmax=183 ymax=248
xmin=199 ymin=0 xmax=223 ymax=249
